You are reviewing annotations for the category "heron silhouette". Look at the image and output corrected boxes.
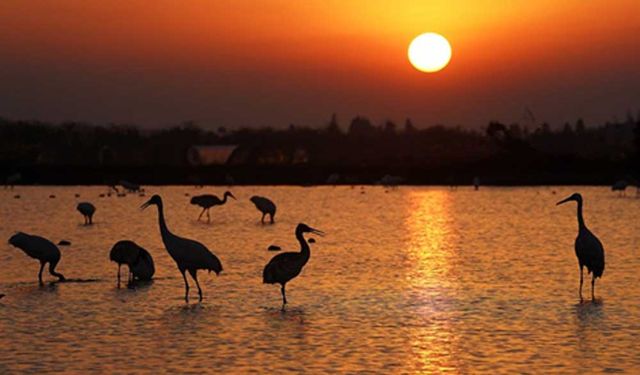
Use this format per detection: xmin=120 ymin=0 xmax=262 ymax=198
xmin=141 ymin=195 xmax=222 ymax=302
xmin=557 ymin=193 xmax=605 ymax=301
xmin=250 ymin=196 xmax=276 ymax=224
xmin=110 ymin=240 xmax=155 ymax=287
xmin=77 ymin=202 xmax=96 ymax=225
xmin=263 ymin=223 xmax=324 ymax=310
xmin=8 ymin=232 xmax=66 ymax=285
xmin=190 ymin=191 xmax=236 ymax=222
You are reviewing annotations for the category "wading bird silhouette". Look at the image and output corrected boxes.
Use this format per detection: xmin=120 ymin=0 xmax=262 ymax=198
xmin=110 ymin=240 xmax=155 ymax=287
xmin=250 ymin=196 xmax=276 ymax=224
xmin=557 ymin=193 xmax=605 ymax=301
xmin=263 ymin=223 xmax=324 ymax=310
xmin=141 ymin=195 xmax=222 ymax=302
xmin=8 ymin=232 xmax=66 ymax=285
xmin=77 ymin=202 xmax=96 ymax=225
xmin=190 ymin=191 xmax=236 ymax=222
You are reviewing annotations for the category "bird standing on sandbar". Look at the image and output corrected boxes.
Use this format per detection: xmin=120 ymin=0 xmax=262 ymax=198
xmin=8 ymin=232 xmax=66 ymax=285
xmin=141 ymin=195 xmax=222 ymax=302
xmin=263 ymin=223 xmax=324 ymax=310
xmin=190 ymin=191 xmax=236 ymax=222
xmin=557 ymin=193 xmax=605 ymax=301
xmin=77 ymin=202 xmax=96 ymax=225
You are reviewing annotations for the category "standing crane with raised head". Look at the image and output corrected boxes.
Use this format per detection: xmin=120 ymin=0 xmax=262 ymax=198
xmin=263 ymin=223 xmax=324 ymax=310
xmin=250 ymin=196 xmax=276 ymax=224
xmin=8 ymin=232 xmax=66 ymax=285
xmin=77 ymin=202 xmax=96 ymax=225
xmin=141 ymin=195 xmax=223 ymax=302
xmin=190 ymin=191 xmax=236 ymax=222
xmin=557 ymin=193 xmax=605 ymax=301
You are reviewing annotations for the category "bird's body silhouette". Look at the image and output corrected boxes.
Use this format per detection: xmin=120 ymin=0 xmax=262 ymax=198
xmin=141 ymin=195 xmax=222 ymax=302
xmin=250 ymin=196 xmax=276 ymax=224
xmin=76 ymin=202 xmax=96 ymax=225
xmin=8 ymin=232 xmax=66 ymax=285
xmin=611 ymin=180 xmax=628 ymax=196
xmin=557 ymin=193 xmax=605 ymax=301
xmin=263 ymin=223 xmax=324 ymax=310
xmin=190 ymin=191 xmax=236 ymax=222
xmin=110 ymin=240 xmax=155 ymax=287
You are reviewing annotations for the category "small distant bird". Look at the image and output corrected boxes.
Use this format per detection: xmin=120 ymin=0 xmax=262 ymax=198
xmin=141 ymin=195 xmax=222 ymax=302
xmin=57 ymin=240 xmax=71 ymax=246
xmin=250 ymin=196 xmax=276 ymax=224
xmin=611 ymin=180 xmax=628 ymax=196
xmin=109 ymin=240 xmax=155 ymax=287
xmin=8 ymin=232 xmax=66 ymax=285
xmin=263 ymin=223 xmax=324 ymax=310
xmin=557 ymin=193 xmax=605 ymax=301
xmin=77 ymin=202 xmax=96 ymax=225
xmin=190 ymin=191 xmax=236 ymax=222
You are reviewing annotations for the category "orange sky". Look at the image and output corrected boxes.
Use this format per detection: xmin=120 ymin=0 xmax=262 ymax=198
xmin=0 ymin=0 xmax=638 ymax=128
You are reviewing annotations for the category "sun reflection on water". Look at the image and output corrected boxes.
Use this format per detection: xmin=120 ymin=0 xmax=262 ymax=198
xmin=404 ymin=190 xmax=461 ymax=373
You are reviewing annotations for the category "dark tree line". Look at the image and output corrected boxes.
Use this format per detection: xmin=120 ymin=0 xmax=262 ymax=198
xmin=0 ymin=113 xmax=637 ymax=184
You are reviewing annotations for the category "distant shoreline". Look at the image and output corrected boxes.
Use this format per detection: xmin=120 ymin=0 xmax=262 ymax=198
xmin=2 ymin=164 xmax=636 ymax=187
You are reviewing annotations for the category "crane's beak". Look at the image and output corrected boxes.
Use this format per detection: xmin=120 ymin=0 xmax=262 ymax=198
xmin=556 ymin=196 xmax=573 ymax=206
xmin=310 ymin=228 xmax=325 ymax=237
xmin=230 ymin=193 xmax=237 ymax=200
xmin=140 ymin=200 xmax=152 ymax=210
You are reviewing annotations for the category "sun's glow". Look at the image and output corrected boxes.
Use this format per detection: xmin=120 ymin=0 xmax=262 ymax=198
xmin=408 ymin=33 xmax=452 ymax=73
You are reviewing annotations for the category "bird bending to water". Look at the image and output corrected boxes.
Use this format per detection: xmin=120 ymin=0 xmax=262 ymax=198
xmin=141 ymin=195 xmax=222 ymax=302
xmin=110 ymin=240 xmax=155 ymax=287
xmin=190 ymin=191 xmax=236 ymax=222
xmin=77 ymin=202 xmax=96 ymax=225
xmin=263 ymin=223 xmax=324 ymax=310
xmin=557 ymin=193 xmax=605 ymax=301
xmin=8 ymin=232 xmax=66 ymax=285
xmin=250 ymin=196 xmax=276 ymax=224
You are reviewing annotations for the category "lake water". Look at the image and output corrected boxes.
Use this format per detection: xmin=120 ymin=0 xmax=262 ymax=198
xmin=1 ymin=186 xmax=639 ymax=373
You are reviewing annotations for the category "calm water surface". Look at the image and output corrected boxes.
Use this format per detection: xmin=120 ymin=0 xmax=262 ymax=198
xmin=1 ymin=186 xmax=639 ymax=373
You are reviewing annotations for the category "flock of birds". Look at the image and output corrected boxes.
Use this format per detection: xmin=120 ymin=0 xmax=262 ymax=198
xmin=2 ymin=187 xmax=609 ymax=308
xmin=5 ymin=190 xmax=320 ymax=310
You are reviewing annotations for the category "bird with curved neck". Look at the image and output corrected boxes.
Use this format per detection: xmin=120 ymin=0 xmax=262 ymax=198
xmin=141 ymin=195 xmax=222 ymax=302
xmin=263 ymin=223 xmax=324 ymax=310
xmin=557 ymin=193 xmax=605 ymax=301
xmin=190 ymin=191 xmax=236 ymax=223
xmin=8 ymin=232 xmax=66 ymax=285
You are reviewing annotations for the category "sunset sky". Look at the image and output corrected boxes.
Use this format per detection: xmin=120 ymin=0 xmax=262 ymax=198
xmin=0 ymin=0 xmax=638 ymax=129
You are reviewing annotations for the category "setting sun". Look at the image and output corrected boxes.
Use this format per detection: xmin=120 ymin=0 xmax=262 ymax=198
xmin=408 ymin=32 xmax=452 ymax=73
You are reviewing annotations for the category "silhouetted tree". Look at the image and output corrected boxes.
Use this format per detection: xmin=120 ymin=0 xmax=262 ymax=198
xmin=404 ymin=118 xmax=416 ymax=134
xmin=575 ymin=118 xmax=585 ymax=133
xmin=326 ymin=113 xmax=341 ymax=134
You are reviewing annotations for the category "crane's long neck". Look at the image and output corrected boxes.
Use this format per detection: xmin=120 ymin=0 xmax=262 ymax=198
xmin=576 ymin=200 xmax=586 ymax=231
xmin=221 ymin=194 xmax=229 ymax=204
xmin=296 ymin=229 xmax=310 ymax=263
xmin=155 ymin=202 xmax=172 ymax=242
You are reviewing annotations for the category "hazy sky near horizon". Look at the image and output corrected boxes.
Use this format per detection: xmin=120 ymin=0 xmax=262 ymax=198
xmin=0 ymin=0 xmax=638 ymax=129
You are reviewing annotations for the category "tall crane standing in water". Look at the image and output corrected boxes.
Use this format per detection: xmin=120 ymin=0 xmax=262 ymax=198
xmin=141 ymin=195 xmax=222 ymax=302
xmin=250 ymin=196 xmax=276 ymax=224
xmin=557 ymin=193 xmax=605 ymax=301
xmin=263 ymin=223 xmax=324 ymax=310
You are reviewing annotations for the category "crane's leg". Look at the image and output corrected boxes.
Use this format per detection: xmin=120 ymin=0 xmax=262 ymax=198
xmin=181 ymin=269 xmax=190 ymax=303
xmin=280 ymin=284 xmax=287 ymax=311
xmin=38 ymin=262 xmax=45 ymax=286
xmin=269 ymin=213 xmax=274 ymax=224
xmin=206 ymin=209 xmax=211 ymax=223
xmin=117 ymin=264 xmax=121 ymax=288
xmin=591 ymin=274 xmax=596 ymax=301
xmin=198 ymin=208 xmax=205 ymax=221
xmin=261 ymin=213 xmax=266 ymax=224
xmin=89 ymin=214 xmax=93 ymax=225
xmin=579 ymin=266 xmax=584 ymax=302
xmin=188 ymin=269 xmax=203 ymax=301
